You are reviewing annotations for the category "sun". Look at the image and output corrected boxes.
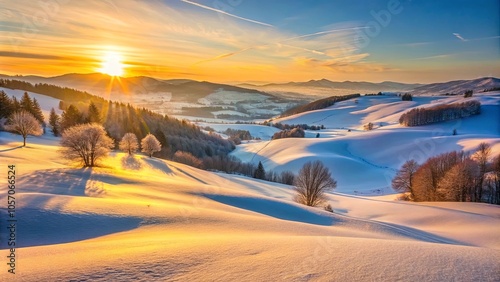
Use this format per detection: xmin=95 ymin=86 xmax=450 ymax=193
xmin=99 ymin=51 xmax=124 ymax=76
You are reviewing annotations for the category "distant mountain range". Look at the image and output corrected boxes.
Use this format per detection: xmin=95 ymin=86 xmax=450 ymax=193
xmin=262 ymin=78 xmax=423 ymax=91
xmin=409 ymin=77 xmax=500 ymax=96
xmin=1 ymin=74 xmax=498 ymax=102
xmin=0 ymin=73 xmax=271 ymax=102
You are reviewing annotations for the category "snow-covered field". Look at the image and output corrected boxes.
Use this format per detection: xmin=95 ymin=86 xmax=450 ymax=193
xmin=232 ymin=93 xmax=500 ymax=193
xmin=196 ymin=123 xmax=281 ymax=140
xmin=0 ymin=131 xmax=499 ymax=281
xmin=0 ymin=90 xmax=499 ymax=281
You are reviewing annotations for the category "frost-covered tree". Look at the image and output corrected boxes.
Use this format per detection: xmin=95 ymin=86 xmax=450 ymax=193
xmin=119 ymin=132 xmax=139 ymax=155
xmin=141 ymin=133 xmax=161 ymax=157
xmin=60 ymin=123 xmax=114 ymax=167
xmin=294 ymin=160 xmax=337 ymax=207
xmin=392 ymin=160 xmax=419 ymax=198
xmin=49 ymin=108 xmax=60 ymax=136
xmin=5 ymin=110 xmax=43 ymax=146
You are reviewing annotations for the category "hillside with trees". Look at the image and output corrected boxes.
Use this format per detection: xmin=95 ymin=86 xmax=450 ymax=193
xmin=393 ymin=143 xmax=499 ymax=205
xmin=399 ymin=100 xmax=481 ymax=126
xmin=280 ymin=93 xmax=361 ymax=117
xmin=0 ymin=80 xmax=234 ymax=161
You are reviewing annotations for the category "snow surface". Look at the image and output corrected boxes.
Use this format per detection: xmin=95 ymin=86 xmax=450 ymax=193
xmin=0 ymin=131 xmax=499 ymax=281
xmin=0 ymin=91 xmax=499 ymax=281
xmin=196 ymin=123 xmax=281 ymax=140
xmin=232 ymin=93 xmax=500 ymax=193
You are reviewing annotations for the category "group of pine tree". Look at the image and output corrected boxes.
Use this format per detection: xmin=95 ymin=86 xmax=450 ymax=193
xmin=0 ymin=81 xmax=293 ymax=184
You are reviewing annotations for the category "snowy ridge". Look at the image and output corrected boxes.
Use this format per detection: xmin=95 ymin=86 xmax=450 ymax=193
xmin=232 ymin=93 xmax=500 ymax=193
xmin=0 ymin=131 xmax=499 ymax=281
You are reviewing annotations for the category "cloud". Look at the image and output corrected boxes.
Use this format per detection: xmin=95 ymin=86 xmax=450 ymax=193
xmin=398 ymin=42 xmax=432 ymax=47
xmin=453 ymin=33 xmax=468 ymax=42
xmin=180 ymin=0 xmax=274 ymax=27
xmin=0 ymin=51 xmax=63 ymax=60
xmin=194 ymin=26 xmax=366 ymax=64
xmin=410 ymin=54 xmax=454 ymax=60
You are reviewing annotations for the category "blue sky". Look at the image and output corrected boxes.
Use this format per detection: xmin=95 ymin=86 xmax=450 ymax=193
xmin=1 ymin=0 xmax=499 ymax=83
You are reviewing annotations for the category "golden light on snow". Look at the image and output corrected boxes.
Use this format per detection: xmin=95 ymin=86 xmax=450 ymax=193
xmin=99 ymin=51 xmax=124 ymax=76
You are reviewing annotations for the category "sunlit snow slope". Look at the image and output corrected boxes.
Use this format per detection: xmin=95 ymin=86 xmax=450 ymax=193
xmin=232 ymin=93 xmax=500 ymax=194
xmin=0 ymin=131 xmax=499 ymax=281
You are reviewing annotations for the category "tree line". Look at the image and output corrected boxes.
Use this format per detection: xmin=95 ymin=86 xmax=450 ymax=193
xmin=280 ymin=93 xmax=361 ymax=117
xmin=272 ymin=127 xmax=305 ymax=139
xmin=0 ymin=81 xmax=235 ymax=160
xmin=399 ymin=100 xmax=481 ymax=126
xmin=393 ymin=143 xmax=500 ymax=205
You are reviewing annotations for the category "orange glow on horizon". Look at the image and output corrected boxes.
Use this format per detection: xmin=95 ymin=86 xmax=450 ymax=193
xmin=99 ymin=51 xmax=125 ymax=77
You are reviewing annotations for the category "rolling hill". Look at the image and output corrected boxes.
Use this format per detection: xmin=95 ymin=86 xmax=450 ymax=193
xmin=1 ymin=130 xmax=499 ymax=281
xmin=232 ymin=92 xmax=500 ymax=193
xmin=410 ymin=77 xmax=500 ymax=96
xmin=0 ymin=73 xmax=273 ymax=103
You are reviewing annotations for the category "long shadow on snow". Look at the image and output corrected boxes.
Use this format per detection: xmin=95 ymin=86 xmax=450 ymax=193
xmin=205 ymin=194 xmax=336 ymax=226
xmin=0 ymin=208 xmax=142 ymax=248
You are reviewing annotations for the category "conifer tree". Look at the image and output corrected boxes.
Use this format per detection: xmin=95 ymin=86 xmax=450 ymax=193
xmin=31 ymin=98 xmax=45 ymax=124
xmin=49 ymin=108 xmax=60 ymax=136
xmin=0 ymin=90 xmax=13 ymax=119
xmin=20 ymin=92 xmax=34 ymax=113
xmin=253 ymin=161 xmax=266 ymax=180
xmin=87 ymin=101 xmax=102 ymax=123
xmin=60 ymin=105 xmax=83 ymax=131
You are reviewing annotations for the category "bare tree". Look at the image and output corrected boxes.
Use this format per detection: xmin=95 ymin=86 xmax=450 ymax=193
xmin=472 ymin=142 xmax=491 ymax=201
xmin=119 ymin=133 xmax=139 ymax=155
xmin=294 ymin=161 xmax=337 ymax=207
xmin=5 ymin=110 xmax=43 ymax=146
xmin=392 ymin=160 xmax=419 ymax=199
xmin=60 ymin=123 xmax=114 ymax=167
xmin=141 ymin=133 xmax=161 ymax=157
xmin=280 ymin=170 xmax=295 ymax=185
xmin=438 ymin=158 xmax=478 ymax=201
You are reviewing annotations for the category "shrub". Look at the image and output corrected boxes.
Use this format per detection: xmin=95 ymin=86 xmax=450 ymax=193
xmin=173 ymin=151 xmax=203 ymax=168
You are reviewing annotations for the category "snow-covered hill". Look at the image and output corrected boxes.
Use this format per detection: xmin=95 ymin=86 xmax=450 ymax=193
xmin=0 ymin=132 xmax=499 ymax=281
xmin=232 ymin=93 xmax=500 ymax=193
xmin=410 ymin=77 xmax=500 ymax=96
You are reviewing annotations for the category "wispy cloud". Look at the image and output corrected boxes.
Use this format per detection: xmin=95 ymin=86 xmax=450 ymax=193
xmin=398 ymin=42 xmax=432 ymax=47
xmin=180 ymin=0 xmax=274 ymax=27
xmin=194 ymin=26 xmax=367 ymax=65
xmin=410 ymin=54 xmax=454 ymax=61
xmin=453 ymin=33 xmax=468 ymax=42
xmin=280 ymin=27 xmax=367 ymax=43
